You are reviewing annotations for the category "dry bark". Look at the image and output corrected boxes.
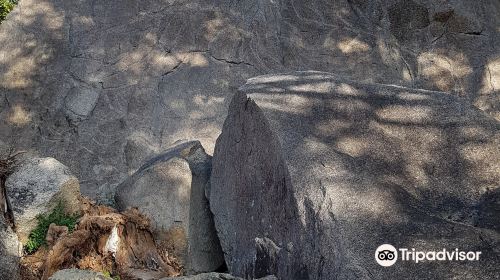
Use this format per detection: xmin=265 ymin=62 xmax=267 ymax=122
xmin=28 ymin=199 xmax=183 ymax=279
xmin=45 ymin=224 xmax=68 ymax=247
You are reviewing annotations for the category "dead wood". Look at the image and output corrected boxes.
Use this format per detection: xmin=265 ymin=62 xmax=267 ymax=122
xmin=35 ymin=200 xmax=182 ymax=279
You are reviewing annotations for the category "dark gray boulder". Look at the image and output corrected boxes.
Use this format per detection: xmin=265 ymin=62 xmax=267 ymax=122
xmin=115 ymin=141 xmax=224 ymax=274
xmin=210 ymin=72 xmax=500 ymax=279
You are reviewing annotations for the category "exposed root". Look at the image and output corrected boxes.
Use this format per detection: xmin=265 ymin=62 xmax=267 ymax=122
xmin=45 ymin=224 xmax=69 ymax=247
xmin=42 ymin=229 xmax=92 ymax=279
xmin=21 ymin=198 xmax=182 ymax=280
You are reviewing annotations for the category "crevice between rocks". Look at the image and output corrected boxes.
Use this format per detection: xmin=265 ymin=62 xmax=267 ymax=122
xmin=0 ymin=151 xmax=24 ymax=229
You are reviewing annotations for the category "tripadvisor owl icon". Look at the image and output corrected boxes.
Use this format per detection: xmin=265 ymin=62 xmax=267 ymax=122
xmin=374 ymin=244 xmax=481 ymax=267
xmin=375 ymin=244 xmax=398 ymax=267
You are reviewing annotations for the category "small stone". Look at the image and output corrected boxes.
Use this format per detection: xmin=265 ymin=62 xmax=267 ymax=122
xmin=48 ymin=269 xmax=112 ymax=280
xmin=64 ymin=88 xmax=100 ymax=121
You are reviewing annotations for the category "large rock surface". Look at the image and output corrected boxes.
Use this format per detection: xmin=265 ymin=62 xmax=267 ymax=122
xmin=210 ymin=72 xmax=500 ymax=279
xmin=5 ymin=157 xmax=81 ymax=243
xmin=115 ymin=141 xmax=224 ymax=274
xmin=0 ymin=0 xmax=498 ymax=202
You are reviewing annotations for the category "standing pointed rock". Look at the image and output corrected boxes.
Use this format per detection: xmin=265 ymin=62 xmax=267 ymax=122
xmin=115 ymin=141 xmax=224 ymax=274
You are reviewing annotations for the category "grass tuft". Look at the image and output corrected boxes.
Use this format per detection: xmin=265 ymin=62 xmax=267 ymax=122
xmin=24 ymin=202 xmax=80 ymax=254
xmin=0 ymin=0 xmax=16 ymax=23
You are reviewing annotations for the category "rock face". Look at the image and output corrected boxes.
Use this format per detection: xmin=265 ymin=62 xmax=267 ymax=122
xmin=210 ymin=72 xmax=500 ymax=279
xmin=115 ymin=141 xmax=224 ymax=274
xmin=0 ymin=0 xmax=498 ymax=203
xmin=5 ymin=157 xmax=81 ymax=243
xmin=0 ymin=216 xmax=20 ymax=280
xmin=48 ymin=269 xmax=112 ymax=280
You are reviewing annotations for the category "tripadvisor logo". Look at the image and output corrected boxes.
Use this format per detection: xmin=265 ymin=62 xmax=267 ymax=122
xmin=375 ymin=244 xmax=482 ymax=267
xmin=375 ymin=244 xmax=398 ymax=267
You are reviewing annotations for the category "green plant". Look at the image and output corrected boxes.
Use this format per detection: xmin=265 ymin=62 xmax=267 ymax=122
xmin=102 ymin=270 xmax=120 ymax=280
xmin=24 ymin=202 xmax=80 ymax=254
xmin=0 ymin=0 xmax=16 ymax=23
